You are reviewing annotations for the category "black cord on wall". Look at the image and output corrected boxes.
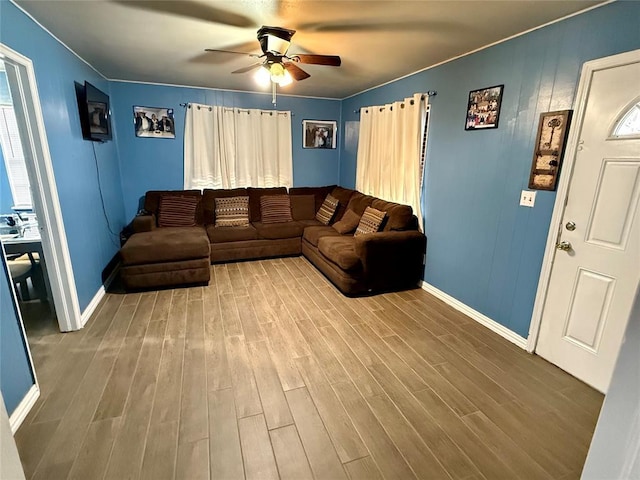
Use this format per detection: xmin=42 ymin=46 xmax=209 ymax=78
xmin=92 ymin=141 xmax=120 ymax=248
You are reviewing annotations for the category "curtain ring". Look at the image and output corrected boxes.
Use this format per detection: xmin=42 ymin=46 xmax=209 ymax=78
xmin=400 ymin=103 xmax=405 ymax=109
xmin=379 ymin=107 xmax=384 ymax=112
xmin=270 ymin=112 xmax=273 ymax=116
xmin=410 ymin=99 xmax=415 ymax=105
xmin=365 ymin=109 xmax=369 ymax=114
xmin=188 ymin=105 xmax=191 ymax=109
xmin=197 ymin=105 xmax=201 ymax=110
xmin=208 ymin=107 xmax=212 ymax=111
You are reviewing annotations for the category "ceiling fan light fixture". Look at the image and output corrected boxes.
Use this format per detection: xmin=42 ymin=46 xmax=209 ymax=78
xmin=254 ymin=65 xmax=271 ymax=86
xmin=278 ymin=69 xmax=293 ymax=87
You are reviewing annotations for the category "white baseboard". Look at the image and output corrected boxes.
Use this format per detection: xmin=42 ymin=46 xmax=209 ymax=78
xmin=9 ymin=384 xmax=39 ymax=433
xmin=81 ymin=286 xmax=105 ymax=327
xmin=420 ymin=281 xmax=528 ymax=349
xmin=80 ymin=262 xmax=120 ymax=327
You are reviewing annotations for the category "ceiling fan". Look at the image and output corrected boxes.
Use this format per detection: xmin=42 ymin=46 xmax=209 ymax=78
xmin=205 ymin=26 xmax=341 ymax=87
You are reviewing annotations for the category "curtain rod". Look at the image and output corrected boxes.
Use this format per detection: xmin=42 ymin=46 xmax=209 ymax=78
xmin=353 ymin=91 xmax=437 ymax=114
xmin=179 ymin=103 xmax=293 ymax=115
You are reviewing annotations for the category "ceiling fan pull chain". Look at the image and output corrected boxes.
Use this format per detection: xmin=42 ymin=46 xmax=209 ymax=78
xmin=272 ymin=82 xmax=277 ymax=107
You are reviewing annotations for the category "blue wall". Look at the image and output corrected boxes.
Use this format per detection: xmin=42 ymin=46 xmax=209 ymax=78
xmin=0 ymin=249 xmax=35 ymax=415
xmin=0 ymin=1 xmax=126 ymax=311
xmin=0 ymin=147 xmax=13 ymax=212
xmin=341 ymin=1 xmax=640 ymax=337
xmin=111 ymin=82 xmax=340 ymax=219
xmin=110 ymin=82 xmax=341 ymax=220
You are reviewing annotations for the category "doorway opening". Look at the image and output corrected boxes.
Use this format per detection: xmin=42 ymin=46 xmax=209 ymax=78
xmin=0 ymin=44 xmax=81 ymax=334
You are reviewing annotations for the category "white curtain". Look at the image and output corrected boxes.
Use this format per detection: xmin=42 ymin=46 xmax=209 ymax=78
xmin=184 ymin=104 xmax=293 ymax=189
xmin=355 ymin=93 xmax=426 ymax=230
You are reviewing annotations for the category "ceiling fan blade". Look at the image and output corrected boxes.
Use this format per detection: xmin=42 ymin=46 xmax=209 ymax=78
xmin=114 ymin=1 xmax=256 ymax=28
xmin=297 ymin=20 xmax=458 ymax=33
xmin=232 ymin=63 xmax=263 ymax=74
xmin=205 ymin=49 xmax=261 ymax=58
xmin=284 ymin=63 xmax=310 ymax=81
xmin=291 ymin=54 xmax=341 ymax=67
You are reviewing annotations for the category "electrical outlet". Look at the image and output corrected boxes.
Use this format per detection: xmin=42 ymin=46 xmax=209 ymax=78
xmin=520 ymin=190 xmax=536 ymax=207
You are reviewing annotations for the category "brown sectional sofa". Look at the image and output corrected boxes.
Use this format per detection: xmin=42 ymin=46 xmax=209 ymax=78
xmin=119 ymin=185 xmax=426 ymax=295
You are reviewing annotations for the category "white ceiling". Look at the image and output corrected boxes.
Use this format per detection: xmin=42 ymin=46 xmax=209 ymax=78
xmin=15 ymin=0 xmax=606 ymax=99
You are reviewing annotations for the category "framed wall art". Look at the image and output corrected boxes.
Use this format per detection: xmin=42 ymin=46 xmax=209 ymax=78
xmin=528 ymin=110 xmax=573 ymax=190
xmin=133 ymin=105 xmax=175 ymax=139
xmin=303 ymin=120 xmax=337 ymax=149
xmin=465 ymin=85 xmax=504 ymax=130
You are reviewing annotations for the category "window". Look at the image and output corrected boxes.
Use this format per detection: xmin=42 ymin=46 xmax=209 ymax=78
xmin=0 ymin=65 xmax=32 ymax=209
xmin=611 ymin=100 xmax=640 ymax=138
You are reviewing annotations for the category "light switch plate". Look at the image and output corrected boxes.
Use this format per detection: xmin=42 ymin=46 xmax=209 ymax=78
xmin=520 ymin=190 xmax=536 ymax=207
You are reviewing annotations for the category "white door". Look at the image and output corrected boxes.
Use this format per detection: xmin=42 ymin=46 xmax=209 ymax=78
xmin=536 ymin=53 xmax=640 ymax=393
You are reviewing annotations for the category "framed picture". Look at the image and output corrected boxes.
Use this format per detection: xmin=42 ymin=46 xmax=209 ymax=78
xmin=133 ymin=105 xmax=175 ymax=139
xmin=528 ymin=110 xmax=573 ymax=190
xmin=303 ymin=120 xmax=337 ymax=149
xmin=465 ymin=85 xmax=504 ymax=130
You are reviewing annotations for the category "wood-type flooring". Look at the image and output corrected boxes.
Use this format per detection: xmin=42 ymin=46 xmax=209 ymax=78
xmin=15 ymin=257 xmax=603 ymax=479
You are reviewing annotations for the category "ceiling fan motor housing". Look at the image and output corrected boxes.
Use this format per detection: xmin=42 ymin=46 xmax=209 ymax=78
xmin=257 ymin=26 xmax=296 ymax=55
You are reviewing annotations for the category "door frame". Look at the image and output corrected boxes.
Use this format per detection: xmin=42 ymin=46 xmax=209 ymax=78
xmin=0 ymin=43 xmax=82 ymax=332
xmin=527 ymin=48 xmax=640 ymax=353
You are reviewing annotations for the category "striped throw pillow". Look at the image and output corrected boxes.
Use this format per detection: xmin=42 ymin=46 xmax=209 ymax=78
xmin=354 ymin=206 xmax=386 ymax=236
xmin=158 ymin=195 xmax=198 ymax=227
xmin=316 ymin=194 xmax=339 ymax=225
xmin=260 ymin=195 xmax=292 ymax=224
xmin=215 ymin=196 xmax=250 ymax=227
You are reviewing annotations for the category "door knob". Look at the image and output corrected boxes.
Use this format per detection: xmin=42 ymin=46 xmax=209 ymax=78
xmin=565 ymin=221 xmax=576 ymax=231
xmin=556 ymin=241 xmax=572 ymax=251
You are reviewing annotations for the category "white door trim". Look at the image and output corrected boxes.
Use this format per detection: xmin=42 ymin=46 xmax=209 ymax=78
xmin=527 ymin=48 xmax=640 ymax=353
xmin=0 ymin=43 xmax=82 ymax=332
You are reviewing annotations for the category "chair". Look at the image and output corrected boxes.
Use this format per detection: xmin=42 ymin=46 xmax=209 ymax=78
xmin=7 ymin=253 xmax=42 ymax=301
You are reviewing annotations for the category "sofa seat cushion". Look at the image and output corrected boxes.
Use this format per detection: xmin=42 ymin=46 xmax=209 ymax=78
xmin=317 ymin=236 xmax=362 ymax=272
xmin=207 ymin=224 xmax=258 ymax=243
xmin=121 ymin=227 xmax=210 ymax=265
xmin=303 ymin=225 xmax=342 ymax=247
xmin=254 ymin=221 xmax=304 ymax=240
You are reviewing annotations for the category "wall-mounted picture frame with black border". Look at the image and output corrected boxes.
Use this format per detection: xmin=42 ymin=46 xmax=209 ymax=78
xmin=528 ymin=109 xmax=573 ymax=190
xmin=133 ymin=105 xmax=175 ymax=139
xmin=465 ymin=85 xmax=504 ymax=130
xmin=303 ymin=120 xmax=337 ymax=149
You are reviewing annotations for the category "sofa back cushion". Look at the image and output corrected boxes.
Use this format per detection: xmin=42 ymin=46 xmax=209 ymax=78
xmin=346 ymin=191 xmax=376 ymax=216
xmin=215 ymin=196 xmax=250 ymax=227
xmin=144 ymin=190 xmax=204 ymax=225
xmin=316 ymin=194 xmax=339 ymax=225
xmin=330 ymin=186 xmax=356 ymax=222
xmin=260 ymin=195 xmax=293 ymax=224
xmin=289 ymin=186 xmax=336 ymax=213
xmin=354 ymin=207 xmax=386 ymax=236
xmin=157 ymin=195 xmax=199 ymax=227
xmin=248 ymin=187 xmax=288 ymax=222
xmin=290 ymin=195 xmax=316 ymax=220
xmin=203 ymin=188 xmax=248 ymax=224
xmin=371 ymin=198 xmax=415 ymax=231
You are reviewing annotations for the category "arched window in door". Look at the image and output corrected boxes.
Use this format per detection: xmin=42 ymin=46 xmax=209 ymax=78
xmin=610 ymin=100 xmax=640 ymax=138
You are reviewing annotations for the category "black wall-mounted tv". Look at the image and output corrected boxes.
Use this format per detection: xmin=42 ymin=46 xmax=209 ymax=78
xmin=75 ymin=81 xmax=112 ymax=142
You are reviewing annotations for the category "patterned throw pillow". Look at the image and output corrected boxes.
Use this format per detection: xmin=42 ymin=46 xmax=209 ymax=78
xmin=332 ymin=209 xmax=361 ymax=234
xmin=215 ymin=196 xmax=250 ymax=227
xmin=158 ymin=195 xmax=198 ymax=227
xmin=354 ymin=206 xmax=386 ymax=236
xmin=316 ymin=194 xmax=339 ymax=225
xmin=260 ymin=195 xmax=293 ymax=224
